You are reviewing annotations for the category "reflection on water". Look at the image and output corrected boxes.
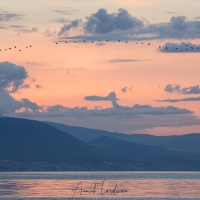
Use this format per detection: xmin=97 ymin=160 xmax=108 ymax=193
xmin=0 ymin=172 xmax=200 ymax=199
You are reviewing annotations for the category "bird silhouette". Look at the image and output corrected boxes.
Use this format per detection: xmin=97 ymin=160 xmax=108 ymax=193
xmin=148 ymin=43 xmax=151 ymax=46
xmin=165 ymin=46 xmax=168 ymax=50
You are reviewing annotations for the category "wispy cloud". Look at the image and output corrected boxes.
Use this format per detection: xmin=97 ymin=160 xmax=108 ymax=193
xmin=0 ymin=12 xmax=23 ymax=22
xmin=156 ymin=96 xmax=200 ymax=103
xmin=17 ymin=27 xmax=38 ymax=35
xmin=109 ymin=59 xmax=143 ymax=63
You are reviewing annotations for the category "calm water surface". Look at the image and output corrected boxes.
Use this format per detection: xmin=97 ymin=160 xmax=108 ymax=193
xmin=0 ymin=172 xmax=200 ymax=199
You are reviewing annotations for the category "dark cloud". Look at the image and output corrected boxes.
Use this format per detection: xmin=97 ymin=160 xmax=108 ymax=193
xmin=0 ymin=62 xmax=28 ymax=93
xmin=58 ymin=19 xmax=82 ymax=36
xmin=160 ymin=42 xmax=200 ymax=53
xmin=84 ymin=8 xmax=143 ymax=34
xmin=109 ymin=59 xmax=141 ymax=63
xmin=0 ymin=89 xmax=42 ymax=114
xmin=0 ymin=13 xmax=23 ymax=22
xmin=145 ymin=16 xmax=200 ymax=40
xmin=58 ymin=9 xmax=200 ymax=41
xmin=156 ymin=96 xmax=200 ymax=103
xmin=0 ymin=62 xmax=43 ymax=115
xmin=165 ymin=84 xmax=200 ymax=94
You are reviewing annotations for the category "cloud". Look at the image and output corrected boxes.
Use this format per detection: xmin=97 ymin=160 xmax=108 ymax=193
xmin=58 ymin=9 xmax=200 ymax=41
xmin=17 ymin=27 xmax=38 ymax=35
xmin=0 ymin=62 xmax=43 ymax=114
xmin=156 ymin=96 xmax=200 ymax=103
xmin=85 ymin=92 xmax=118 ymax=101
xmin=51 ymin=10 xmax=72 ymax=15
xmin=0 ymin=62 xmax=28 ymax=93
xmin=0 ymin=13 xmax=23 ymax=22
xmin=53 ymin=18 xmax=70 ymax=24
xmin=35 ymin=84 xmax=42 ymax=89
xmin=160 ymin=42 xmax=200 ymax=53
xmin=109 ymin=59 xmax=141 ymax=63
xmin=85 ymin=92 xmax=191 ymax=113
xmin=165 ymin=84 xmax=200 ymax=94
xmin=121 ymin=86 xmax=133 ymax=93
xmin=58 ymin=19 xmax=82 ymax=36
xmin=84 ymin=8 xmax=143 ymax=34
xmin=44 ymin=29 xmax=57 ymax=38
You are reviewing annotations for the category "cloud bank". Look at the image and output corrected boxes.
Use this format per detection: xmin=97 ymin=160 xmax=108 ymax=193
xmin=57 ymin=9 xmax=200 ymax=41
xmin=1 ymin=63 xmax=199 ymax=132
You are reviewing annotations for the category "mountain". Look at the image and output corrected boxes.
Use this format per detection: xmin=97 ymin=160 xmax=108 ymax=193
xmin=1 ymin=117 xmax=200 ymax=171
xmin=89 ymin=136 xmax=200 ymax=170
xmin=161 ymin=133 xmax=200 ymax=152
xmin=44 ymin=121 xmax=128 ymax=142
xmin=0 ymin=117 xmax=100 ymax=164
xmin=45 ymin=121 xmax=200 ymax=152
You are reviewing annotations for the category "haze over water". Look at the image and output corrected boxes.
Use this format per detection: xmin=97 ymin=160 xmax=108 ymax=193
xmin=0 ymin=172 xmax=200 ymax=199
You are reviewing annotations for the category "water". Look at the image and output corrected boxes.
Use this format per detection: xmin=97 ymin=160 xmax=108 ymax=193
xmin=0 ymin=172 xmax=200 ymax=199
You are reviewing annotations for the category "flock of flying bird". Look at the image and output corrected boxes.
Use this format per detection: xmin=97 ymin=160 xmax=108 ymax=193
xmin=1 ymin=40 xmax=200 ymax=53
xmin=0 ymin=45 xmax=32 ymax=52
xmin=55 ymin=40 xmax=200 ymax=52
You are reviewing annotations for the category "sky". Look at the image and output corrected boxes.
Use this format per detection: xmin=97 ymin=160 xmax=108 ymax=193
xmin=1 ymin=0 xmax=200 ymax=135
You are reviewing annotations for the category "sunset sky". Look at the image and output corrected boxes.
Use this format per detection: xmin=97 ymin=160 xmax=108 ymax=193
xmin=1 ymin=0 xmax=200 ymax=135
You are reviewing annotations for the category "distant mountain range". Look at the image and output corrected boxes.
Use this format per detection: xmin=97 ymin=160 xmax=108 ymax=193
xmin=0 ymin=117 xmax=200 ymax=171
xmin=45 ymin=121 xmax=200 ymax=152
